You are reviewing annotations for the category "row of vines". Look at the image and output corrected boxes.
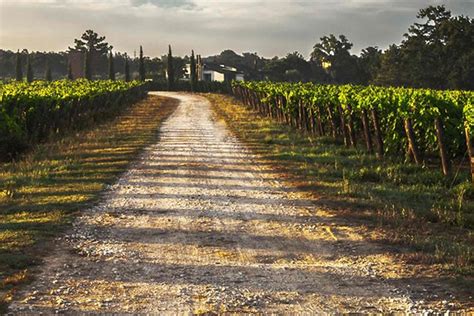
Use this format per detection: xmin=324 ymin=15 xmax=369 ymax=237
xmin=0 ymin=79 xmax=147 ymax=160
xmin=232 ymin=81 xmax=474 ymax=182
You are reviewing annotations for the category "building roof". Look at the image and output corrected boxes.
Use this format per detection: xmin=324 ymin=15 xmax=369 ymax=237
xmin=203 ymin=63 xmax=244 ymax=75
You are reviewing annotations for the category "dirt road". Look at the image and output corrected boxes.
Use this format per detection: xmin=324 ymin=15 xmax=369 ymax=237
xmin=8 ymin=92 xmax=464 ymax=313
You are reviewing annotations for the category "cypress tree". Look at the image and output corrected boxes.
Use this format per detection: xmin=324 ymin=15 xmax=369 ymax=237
xmin=139 ymin=46 xmax=145 ymax=82
xmin=167 ymin=45 xmax=174 ymax=91
xmin=190 ymin=50 xmax=196 ymax=92
xmin=124 ymin=57 xmax=130 ymax=82
xmin=45 ymin=64 xmax=52 ymax=81
xmin=15 ymin=50 xmax=23 ymax=81
xmin=108 ymin=51 xmax=115 ymax=80
xmin=84 ymin=52 xmax=91 ymax=80
xmin=67 ymin=61 xmax=73 ymax=80
xmin=26 ymin=55 xmax=34 ymax=83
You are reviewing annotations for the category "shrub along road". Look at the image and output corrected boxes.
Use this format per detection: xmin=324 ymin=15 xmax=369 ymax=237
xmin=8 ymin=92 xmax=473 ymax=313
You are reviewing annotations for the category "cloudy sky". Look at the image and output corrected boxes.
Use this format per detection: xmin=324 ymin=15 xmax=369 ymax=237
xmin=0 ymin=0 xmax=472 ymax=58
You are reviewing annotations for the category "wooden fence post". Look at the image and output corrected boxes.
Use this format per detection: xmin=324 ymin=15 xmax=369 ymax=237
xmin=434 ymin=117 xmax=450 ymax=176
xmin=338 ymin=106 xmax=350 ymax=147
xmin=404 ymin=118 xmax=422 ymax=165
xmin=347 ymin=105 xmax=356 ymax=147
xmin=308 ymin=109 xmax=316 ymax=135
xmin=371 ymin=109 xmax=384 ymax=158
xmin=327 ymin=107 xmax=338 ymax=139
xmin=361 ymin=110 xmax=373 ymax=153
xmin=465 ymin=124 xmax=474 ymax=184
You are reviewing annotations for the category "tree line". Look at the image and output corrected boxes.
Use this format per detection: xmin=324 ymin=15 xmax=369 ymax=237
xmin=197 ymin=5 xmax=473 ymax=90
xmin=1 ymin=5 xmax=472 ymax=90
xmin=0 ymin=29 xmax=189 ymax=83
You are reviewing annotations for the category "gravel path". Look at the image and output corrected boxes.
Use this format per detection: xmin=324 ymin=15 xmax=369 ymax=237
xmin=8 ymin=92 xmax=461 ymax=314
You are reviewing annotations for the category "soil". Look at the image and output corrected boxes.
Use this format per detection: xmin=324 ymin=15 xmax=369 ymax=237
xmin=8 ymin=92 xmax=473 ymax=314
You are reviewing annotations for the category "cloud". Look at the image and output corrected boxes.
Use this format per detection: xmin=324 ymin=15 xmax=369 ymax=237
xmin=130 ymin=0 xmax=195 ymax=8
xmin=0 ymin=0 xmax=473 ymax=57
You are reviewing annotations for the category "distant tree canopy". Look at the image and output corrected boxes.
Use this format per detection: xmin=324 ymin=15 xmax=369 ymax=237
xmin=264 ymin=52 xmax=314 ymax=82
xmin=68 ymin=29 xmax=112 ymax=55
xmin=0 ymin=5 xmax=472 ymax=90
xmin=310 ymin=34 xmax=361 ymax=84
xmin=374 ymin=5 xmax=474 ymax=89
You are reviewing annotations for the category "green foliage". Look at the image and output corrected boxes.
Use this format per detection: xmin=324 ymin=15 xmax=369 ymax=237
xmin=265 ymin=52 xmax=315 ymax=82
xmin=358 ymin=46 xmax=382 ymax=84
xmin=374 ymin=5 xmax=474 ymax=89
xmin=68 ymin=29 xmax=112 ymax=55
xmin=0 ymin=80 xmax=146 ymax=160
xmin=233 ymin=81 xmax=473 ymax=161
xmin=310 ymin=34 xmax=360 ymax=84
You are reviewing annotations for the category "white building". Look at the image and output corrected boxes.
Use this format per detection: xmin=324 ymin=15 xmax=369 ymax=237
xmin=185 ymin=63 xmax=244 ymax=82
xmin=194 ymin=56 xmax=245 ymax=82
xmin=199 ymin=64 xmax=244 ymax=82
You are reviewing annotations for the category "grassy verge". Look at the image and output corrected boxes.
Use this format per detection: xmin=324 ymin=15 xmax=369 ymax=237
xmin=0 ymin=95 xmax=178 ymax=310
xmin=207 ymin=93 xmax=473 ymax=276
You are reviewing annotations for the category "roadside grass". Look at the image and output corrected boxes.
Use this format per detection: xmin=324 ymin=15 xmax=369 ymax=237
xmin=0 ymin=95 xmax=178 ymax=311
xmin=207 ymin=93 xmax=473 ymax=277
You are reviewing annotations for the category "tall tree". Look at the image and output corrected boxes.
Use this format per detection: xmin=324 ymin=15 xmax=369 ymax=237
xmin=358 ymin=46 xmax=382 ymax=84
xmin=167 ymin=45 xmax=174 ymax=90
xmin=69 ymin=29 xmax=112 ymax=55
xmin=139 ymin=46 xmax=145 ymax=82
xmin=283 ymin=52 xmax=313 ymax=82
xmin=108 ymin=51 xmax=115 ymax=80
xmin=373 ymin=44 xmax=409 ymax=87
xmin=84 ymin=52 xmax=91 ymax=80
xmin=264 ymin=52 xmax=313 ymax=82
xmin=45 ymin=64 xmax=52 ymax=81
xmin=15 ymin=50 xmax=22 ymax=81
xmin=124 ymin=56 xmax=130 ymax=82
xmin=374 ymin=5 xmax=474 ymax=89
xmin=67 ymin=61 xmax=73 ymax=80
xmin=26 ymin=54 xmax=34 ymax=83
xmin=310 ymin=34 xmax=360 ymax=84
xmin=69 ymin=30 xmax=112 ymax=79
xmin=190 ymin=50 xmax=197 ymax=92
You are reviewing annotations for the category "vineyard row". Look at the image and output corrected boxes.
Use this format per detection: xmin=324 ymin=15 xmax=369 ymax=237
xmin=0 ymin=79 xmax=147 ymax=160
xmin=232 ymin=81 xmax=474 ymax=182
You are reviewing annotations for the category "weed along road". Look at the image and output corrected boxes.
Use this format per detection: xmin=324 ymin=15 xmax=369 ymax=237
xmin=8 ymin=93 xmax=465 ymax=313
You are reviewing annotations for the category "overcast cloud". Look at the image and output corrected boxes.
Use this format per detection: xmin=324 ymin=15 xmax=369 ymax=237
xmin=0 ymin=0 xmax=473 ymax=58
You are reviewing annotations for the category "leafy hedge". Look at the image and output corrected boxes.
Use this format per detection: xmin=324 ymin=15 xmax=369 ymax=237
xmin=0 ymin=79 xmax=147 ymax=160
